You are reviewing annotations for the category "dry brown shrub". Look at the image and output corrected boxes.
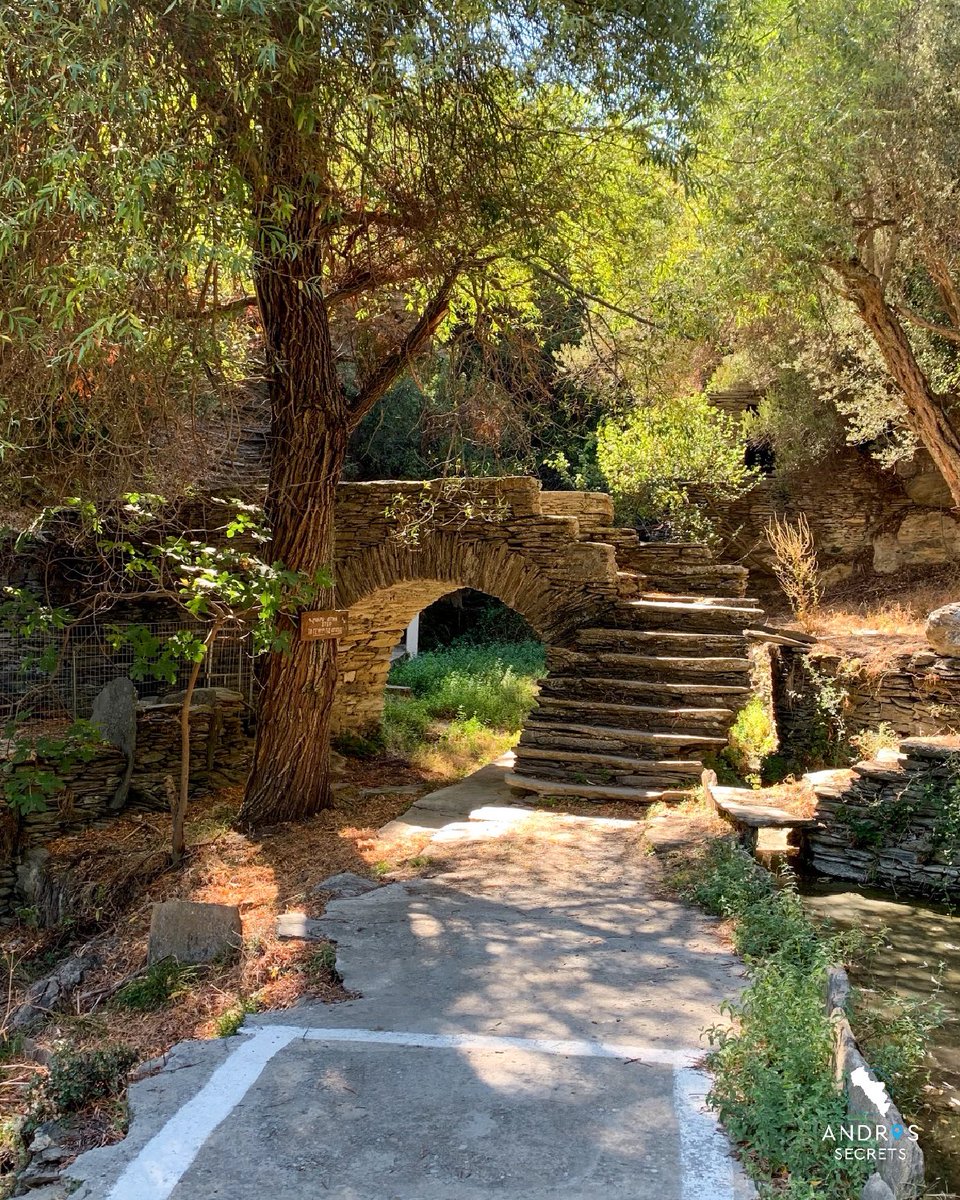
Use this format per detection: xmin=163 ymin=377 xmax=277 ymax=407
xmin=765 ymin=513 xmax=823 ymax=629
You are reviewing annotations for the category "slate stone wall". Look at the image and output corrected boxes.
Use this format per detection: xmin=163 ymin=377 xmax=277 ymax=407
xmin=0 ymin=695 xmax=251 ymax=916
xmin=771 ymin=644 xmax=960 ymax=765
xmin=807 ymin=738 xmax=960 ymax=900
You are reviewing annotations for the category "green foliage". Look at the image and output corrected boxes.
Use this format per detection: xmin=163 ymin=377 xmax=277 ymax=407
xmin=848 ymin=723 xmax=899 ymax=763
xmin=672 ymin=0 xmax=960 ymax=478
xmin=852 ymin=985 xmax=946 ymax=1116
xmin=302 ymin=944 xmax=341 ymax=986
xmin=1 ymin=721 xmax=101 ymax=816
xmin=115 ymin=960 xmax=199 ymax=1011
xmin=0 ymin=589 xmax=70 ymax=675
xmin=721 ymin=697 xmax=777 ymax=787
xmin=678 ymin=840 xmax=884 ymax=1197
xmin=41 ymin=1046 xmax=137 ymax=1115
xmin=707 ymin=962 xmax=863 ymax=1200
xmin=380 ymin=641 xmax=543 ymax=763
xmin=0 ymin=0 xmax=739 ymax=509
xmin=596 ymin=393 xmax=756 ymax=540
xmin=215 ymin=996 xmax=259 ymax=1038
xmin=837 ymin=752 xmax=960 ymax=871
xmin=388 ymin=641 xmax=544 ymax=731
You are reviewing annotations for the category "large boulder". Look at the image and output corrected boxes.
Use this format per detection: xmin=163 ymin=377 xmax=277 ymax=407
xmin=926 ymin=602 xmax=960 ymax=657
xmin=148 ymin=900 xmax=242 ymax=965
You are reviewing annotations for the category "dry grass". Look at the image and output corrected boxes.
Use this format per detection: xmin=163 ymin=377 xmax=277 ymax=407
xmin=0 ymin=755 xmax=441 ymax=1154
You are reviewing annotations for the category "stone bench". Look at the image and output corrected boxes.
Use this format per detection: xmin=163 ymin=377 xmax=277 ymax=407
xmin=702 ymin=770 xmax=816 ymax=853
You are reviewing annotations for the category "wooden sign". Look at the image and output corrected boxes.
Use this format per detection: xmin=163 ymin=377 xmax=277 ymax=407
xmin=300 ymin=610 xmax=349 ymax=641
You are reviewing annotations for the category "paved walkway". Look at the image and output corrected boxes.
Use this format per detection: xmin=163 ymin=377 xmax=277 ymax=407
xmin=68 ymin=758 xmax=754 ymax=1200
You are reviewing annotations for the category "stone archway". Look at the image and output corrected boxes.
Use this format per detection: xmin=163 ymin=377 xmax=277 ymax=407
xmin=331 ymin=479 xmax=621 ymax=734
xmin=329 ymin=476 xmax=762 ymax=806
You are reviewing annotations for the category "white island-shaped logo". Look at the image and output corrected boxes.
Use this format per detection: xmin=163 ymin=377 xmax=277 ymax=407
xmin=851 ymin=1066 xmax=892 ymax=1116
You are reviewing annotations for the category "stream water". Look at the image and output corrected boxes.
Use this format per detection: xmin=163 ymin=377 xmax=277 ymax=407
xmin=801 ymin=884 xmax=960 ymax=1193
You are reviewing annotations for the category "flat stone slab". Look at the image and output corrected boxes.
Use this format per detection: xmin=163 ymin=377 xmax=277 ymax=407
xmin=311 ymin=872 xmax=380 ymax=899
xmin=148 ymin=900 xmax=242 ymax=965
xmin=713 ymin=796 xmax=816 ymax=830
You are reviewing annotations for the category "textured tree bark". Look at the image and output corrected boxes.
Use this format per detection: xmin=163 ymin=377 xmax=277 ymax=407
xmin=832 ymin=257 xmax=960 ymax=507
xmin=237 ymin=222 xmax=349 ymax=830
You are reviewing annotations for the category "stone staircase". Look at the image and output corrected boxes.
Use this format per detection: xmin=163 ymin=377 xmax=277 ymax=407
xmin=507 ymin=498 xmax=762 ymax=804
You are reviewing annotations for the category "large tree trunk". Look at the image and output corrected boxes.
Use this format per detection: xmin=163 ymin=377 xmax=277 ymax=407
xmin=237 ymin=227 xmax=349 ymax=830
xmin=832 ymin=257 xmax=960 ymax=507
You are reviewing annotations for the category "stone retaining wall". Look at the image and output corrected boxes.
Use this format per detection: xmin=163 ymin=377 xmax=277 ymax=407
xmin=0 ymin=694 xmax=251 ymax=916
xmin=771 ymin=644 xmax=960 ymax=768
xmin=827 ymin=967 xmax=925 ymax=1199
xmin=807 ymin=738 xmax=960 ymax=899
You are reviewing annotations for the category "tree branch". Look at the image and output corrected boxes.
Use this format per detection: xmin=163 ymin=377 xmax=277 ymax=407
xmin=526 ymin=260 xmax=660 ymax=329
xmin=185 ymin=295 xmax=260 ymax=321
xmin=348 ymin=270 xmax=460 ymax=427
xmin=895 ymin=304 xmax=960 ymax=346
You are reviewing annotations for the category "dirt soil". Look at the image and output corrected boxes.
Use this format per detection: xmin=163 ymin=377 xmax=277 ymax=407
xmin=0 ymin=754 xmax=445 ymax=1160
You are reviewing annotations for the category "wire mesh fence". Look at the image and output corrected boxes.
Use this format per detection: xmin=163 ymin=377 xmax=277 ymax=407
xmin=0 ymin=620 xmax=260 ymax=720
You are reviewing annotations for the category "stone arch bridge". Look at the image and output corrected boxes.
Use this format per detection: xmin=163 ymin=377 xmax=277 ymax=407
xmin=333 ymin=477 xmax=762 ymax=802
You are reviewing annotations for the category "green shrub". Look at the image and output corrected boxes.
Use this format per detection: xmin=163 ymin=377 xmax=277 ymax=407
xmin=852 ymin=985 xmax=946 ymax=1116
xmin=389 ymin=640 xmax=544 ymax=730
xmin=678 ymin=840 xmax=885 ymax=1198
xmin=721 ymin=697 xmax=777 ymax=786
xmin=215 ymin=996 xmax=259 ymax=1037
xmin=43 ymin=1045 xmax=137 ymax=1114
xmin=115 ymin=960 xmax=199 ymax=1011
xmin=596 ymin=392 xmax=756 ymax=541
xmin=707 ymin=960 xmax=864 ymax=1199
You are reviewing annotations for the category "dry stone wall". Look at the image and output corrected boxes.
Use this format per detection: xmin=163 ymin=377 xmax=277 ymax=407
xmin=771 ymin=644 xmax=960 ymax=766
xmin=331 ymin=479 xmax=623 ymax=734
xmin=0 ymin=693 xmax=251 ymax=916
xmin=807 ymin=738 xmax=960 ymax=899
xmin=691 ymin=441 xmax=957 ymax=590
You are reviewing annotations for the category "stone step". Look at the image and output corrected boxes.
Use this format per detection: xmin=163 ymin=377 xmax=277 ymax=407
xmin=640 ymin=591 xmax=762 ymax=609
xmin=615 ymin=598 xmax=759 ymax=634
xmin=623 ymin=562 xmax=750 ymax=597
xmin=522 ymin=719 xmax=727 ymax=754
xmin=532 ymin=697 xmax=733 ymax=735
xmin=540 ymin=677 xmax=751 ymax=705
xmin=505 ymin=772 xmax=689 ymax=804
xmin=548 ymin=649 xmax=753 ymax=688
xmin=513 ymin=746 xmax=703 ymax=778
xmin=574 ymin=627 xmax=747 ymax=655
xmin=629 ymin=542 xmax=714 ymax=565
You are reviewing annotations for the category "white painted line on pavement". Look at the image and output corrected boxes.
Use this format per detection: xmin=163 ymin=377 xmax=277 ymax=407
xmin=258 ymin=1022 xmax=703 ymax=1067
xmin=673 ymin=1065 xmax=736 ymax=1200
xmin=105 ymin=1025 xmax=300 ymax=1200
xmin=101 ymin=1023 xmax=719 ymax=1200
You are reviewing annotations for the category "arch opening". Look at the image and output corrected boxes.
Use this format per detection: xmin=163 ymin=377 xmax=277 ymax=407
xmin=332 ymin=577 xmax=548 ymax=739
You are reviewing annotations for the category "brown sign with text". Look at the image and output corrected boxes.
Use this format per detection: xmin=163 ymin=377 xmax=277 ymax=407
xmin=300 ymin=610 xmax=349 ymax=641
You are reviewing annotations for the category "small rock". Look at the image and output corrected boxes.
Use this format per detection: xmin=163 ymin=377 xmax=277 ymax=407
xmin=860 ymin=1174 xmax=895 ymax=1200
xmin=275 ymin=913 xmax=326 ymax=941
xmin=311 ymin=872 xmax=379 ymax=899
xmin=926 ymin=601 xmax=960 ymax=657
xmin=147 ymin=900 xmax=242 ymax=965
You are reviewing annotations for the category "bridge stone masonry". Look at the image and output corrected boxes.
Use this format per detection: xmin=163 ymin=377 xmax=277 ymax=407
xmin=332 ymin=477 xmax=763 ymax=803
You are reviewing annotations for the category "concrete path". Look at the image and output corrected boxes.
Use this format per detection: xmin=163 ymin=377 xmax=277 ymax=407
xmin=68 ymin=756 xmax=754 ymax=1200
